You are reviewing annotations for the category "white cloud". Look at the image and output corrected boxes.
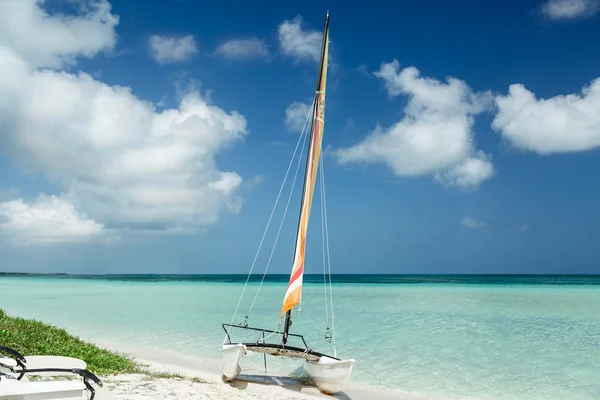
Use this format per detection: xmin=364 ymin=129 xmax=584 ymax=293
xmin=0 ymin=195 xmax=104 ymax=245
xmin=336 ymin=60 xmax=494 ymax=189
xmin=215 ymin=38 xmax=269 ymax=60
xmin=541 ymin=0 xmax=599 ymax=20
xmin=492 ymin=79 xmax=600 ymax=154
xmin=461 ymin=216 xmax=486 ymax=229
xmin=285 ymin=101 xmax=312 ymax=133
xmin=0 ymin=0 xmax=249 ymax=244
xmin=243 ymin=174 xmax=265 ymax=192
xmin=0 ymin=0 xmax=118 ymax=69
xmin=435 ymin=151 xmax=495 ymax=189
xmin=278 ymin=15 xmax=322 ymax=63
xmin=149 ymin=34 xmax=197 ymax=64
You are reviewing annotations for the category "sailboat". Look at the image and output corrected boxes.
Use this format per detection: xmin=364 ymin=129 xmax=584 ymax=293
xmin=220 ymin=11 xmax=355 ymax=395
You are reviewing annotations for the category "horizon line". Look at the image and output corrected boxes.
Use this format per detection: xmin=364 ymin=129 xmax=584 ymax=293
xmin=1 ymin=272 xmax=598 ymax=276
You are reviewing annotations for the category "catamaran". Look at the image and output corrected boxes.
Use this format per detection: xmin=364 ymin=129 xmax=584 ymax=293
xmin=220 ymin=11 xmax=355 ymax=395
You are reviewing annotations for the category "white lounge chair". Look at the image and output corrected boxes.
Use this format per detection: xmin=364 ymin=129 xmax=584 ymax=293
xmin=0 ymin=346 xmax=86 ymax=380
xmin=0 ymin=347 xmax=112 ymax=399
xmin=0 ymin=376 xmax=88 ymax=400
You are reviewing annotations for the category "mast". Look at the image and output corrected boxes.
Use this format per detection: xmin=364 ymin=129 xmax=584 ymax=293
xmin=282 ymin=11 xmax=330 ymax=345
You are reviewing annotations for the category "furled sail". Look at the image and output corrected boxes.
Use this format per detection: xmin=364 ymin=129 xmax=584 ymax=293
xmin=281 ymin=14 xmax=330 ymax=316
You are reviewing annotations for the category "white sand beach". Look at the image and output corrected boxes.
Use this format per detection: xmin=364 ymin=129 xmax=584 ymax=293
xmin=93 ymin=340 xmax=427 ymax=400
xmin=103 ymin=372 xmax=322 ymax=400
xmin=101 ymin=360 xmax=427 ymax=400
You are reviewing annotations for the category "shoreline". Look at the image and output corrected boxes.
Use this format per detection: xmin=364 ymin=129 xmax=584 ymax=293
xmin=89 ymin=337 xmax=432 ymax=400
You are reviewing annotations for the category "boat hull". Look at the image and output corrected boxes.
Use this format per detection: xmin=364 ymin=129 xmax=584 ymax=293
xmin=221 ymin=342 xmax=354 ymax=394
xmin=303 ymin=356 xmax=355 ymax=394
xmin=221 ymin=343 xmax=246 ymax=381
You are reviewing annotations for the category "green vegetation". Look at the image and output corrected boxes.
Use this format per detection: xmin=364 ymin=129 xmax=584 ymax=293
xmin=0 ymin=309 xmax=139 ymax=376
xmin=0 ymin=309 xmax=209 ymax=383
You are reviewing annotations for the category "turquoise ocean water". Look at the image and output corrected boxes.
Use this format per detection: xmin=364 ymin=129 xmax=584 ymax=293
xmin=0 ymin=274 xmax=599 ymax=399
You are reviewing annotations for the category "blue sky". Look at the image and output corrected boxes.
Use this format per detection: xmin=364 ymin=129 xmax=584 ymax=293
xmin=0 ymin=0 xmax=599 ymax=274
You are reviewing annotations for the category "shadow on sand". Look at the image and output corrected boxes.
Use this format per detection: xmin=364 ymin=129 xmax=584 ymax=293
xmin=222 ymin=369 xmax=352 ymax=399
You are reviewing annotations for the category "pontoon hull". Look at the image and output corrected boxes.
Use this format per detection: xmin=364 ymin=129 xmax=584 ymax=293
xmin=220 ymin=341 xmax=354 ymax=395
xmin=303 ymin=356 xmax=355 ymax=394
xmin=221 ymin=343 xmax=246 ymax=381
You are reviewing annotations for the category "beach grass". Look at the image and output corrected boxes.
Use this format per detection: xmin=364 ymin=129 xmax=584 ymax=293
xmin=0 ymin=309 xmax=139 ymax=376
xmin=141 ymin=371 xmax=208 ymax=384
xmin=0 ymin=310 xmax=210 ymax=383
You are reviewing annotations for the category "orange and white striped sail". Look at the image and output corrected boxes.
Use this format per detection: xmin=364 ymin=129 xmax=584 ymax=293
xmin=281 ymin=19 xmax=330 ymax=317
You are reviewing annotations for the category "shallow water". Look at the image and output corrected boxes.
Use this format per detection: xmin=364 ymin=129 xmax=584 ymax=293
xmin=1 ymin=275 xmax=599 ymax=399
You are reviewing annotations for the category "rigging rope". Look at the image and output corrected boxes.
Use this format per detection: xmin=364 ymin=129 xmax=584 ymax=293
xmin=298 ymin=308 xmax=349 ymax=355
xmin=320 ymin=154 xmax=337 ymax=357
xmin=247 ymin=98 xmax=314 ymax=314
xmin=225 ymin=91 xmax=338 ymax=356
xmin=225 ymin=97 xmax=316 ymax=338
xmin=233 ymin=319 xmax=283 ymax=345
xmin=319 ymin=144 xmax=329 ymax=327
